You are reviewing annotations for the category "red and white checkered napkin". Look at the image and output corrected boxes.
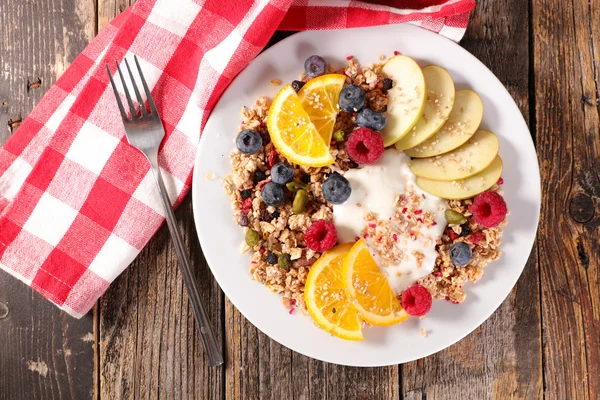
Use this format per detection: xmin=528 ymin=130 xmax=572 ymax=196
xmin=0 ymin=0 xmax=475 ymax=318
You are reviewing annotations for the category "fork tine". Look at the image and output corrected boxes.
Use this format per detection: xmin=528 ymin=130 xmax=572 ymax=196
xmin=134 ymin=55 xmax=158 ymax=115
xmin=106 ymin=64 xmax=129 ymax=121
xmin=116 ymin=61 xmax=138 ymax=119
xmin=124 ymin=58 xmax=148 ymax=116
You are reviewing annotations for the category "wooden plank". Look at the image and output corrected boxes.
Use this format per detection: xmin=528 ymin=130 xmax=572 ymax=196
xmin=98 ymin=194 xmax=225 ymax=399
xmin=402 ymin=1 xmax=543 ymax=398
xmin=0 ymin=0 xmax=96 ymax=399
xmin=533 ymin=0 xmax=600 ymax=398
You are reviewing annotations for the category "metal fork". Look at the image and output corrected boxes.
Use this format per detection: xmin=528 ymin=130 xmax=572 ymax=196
xmin=107 ymin=56 xmax=223 ymax=368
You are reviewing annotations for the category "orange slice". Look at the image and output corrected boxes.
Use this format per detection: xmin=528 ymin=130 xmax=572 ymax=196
xmin=305 ymin=243 xmax=363 ymax=341
xmin=342 ymin=240 xmax=409 ymax=326
xmin=298 ymin=74 xmax=346 ymax=144
xmin=267 ymin=84 xmax=334 ymax=167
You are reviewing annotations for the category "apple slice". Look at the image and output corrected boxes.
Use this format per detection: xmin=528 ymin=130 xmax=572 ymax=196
xmin=404 ymin=90 xmax=483 ymax=158
xmin=380 ymin=55 xmax=426 ymax=146
xmin=395 ymin=66 xmax=455 ymax=150
xmin=415 ymin=156 xmax=503 ymax=199
xmin=408 ymin=129 xmax=499 ymax=181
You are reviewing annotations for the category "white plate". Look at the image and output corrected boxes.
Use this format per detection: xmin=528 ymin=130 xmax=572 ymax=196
xmin=192 ymin=24 xmax=540 ymax=366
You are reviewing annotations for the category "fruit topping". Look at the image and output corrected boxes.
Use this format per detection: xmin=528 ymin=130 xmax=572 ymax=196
xmin=240 ymin=189 xmax=252 ymax=199
xmin=400 ymin=284 xmax=432 ymax=317
xmin=261 ymin=182 xmax=287 ymax=206
xmin=253 ymin=170 xmax=266 ymax=184
xmin=471 ymin=190 xmax=507 ymax=228
xmin=382 ymin=77 xmax=393 ymax=90
xmin=356 ymin=108 xmax=387 ymax=131
xmin=291 ymin=80 xmax=305 ymax=92
xmin=271 ymin=162 xmax=294 ymax=185
xmin=346 ymin=127 xmax=384 ymax=165
xmin=338 ymin=84 xmax=366 ymax=113
xmin=322 ymin=172 xmax=351 ymax=204
xmin=304 ymin=55 xmax=327 ymax=77
xmin=266 ymin=252 xmax=278 ymax=265
xmin=305 ymin=220 xmax=337 ymax=252
xmin=236 ymin=129 xmax=262 ymax=155
xmin=459 ymin=223 xmax=471 ymax=237
xmin=449 ymin=242 xmax=472 ymax=266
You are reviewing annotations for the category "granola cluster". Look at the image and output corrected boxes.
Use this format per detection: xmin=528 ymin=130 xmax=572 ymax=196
xmin=418 ymin=184 xmax=506 ymax=303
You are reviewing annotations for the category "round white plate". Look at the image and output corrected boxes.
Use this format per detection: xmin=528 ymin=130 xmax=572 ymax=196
xmin=192 ymin=24 xmax=540 ymax=366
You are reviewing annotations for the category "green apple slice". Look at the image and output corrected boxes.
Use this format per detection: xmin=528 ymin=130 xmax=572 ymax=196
xmin=404 ymin=90 xmax=483 ymax=158
xmin=415 ymin=156 xmax=503 ymax=199
xmin=395 ymin=66 xmax=455 ymax=150
xmin=408 ymin=129 xmax=499 ymax=181
xmin=380 ymin=55 xmax=426 ymax=146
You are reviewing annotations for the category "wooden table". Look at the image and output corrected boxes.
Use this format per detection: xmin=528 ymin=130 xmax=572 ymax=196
xmin=1 ymin=0 xmax=598 ymax=399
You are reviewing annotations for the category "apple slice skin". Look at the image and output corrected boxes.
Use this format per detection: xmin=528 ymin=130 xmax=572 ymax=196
xmin=395 ymin=66 xmax=455 ymax=150
xmin=415 ymin=156 xmax=503 ymax=200
xmin=380 ymin=55 xmax=426 ymax=146
xmin=408 ymin=129 xmax=499 ymax=181
xmin=404 ymin=90 xmax=483 ymax=158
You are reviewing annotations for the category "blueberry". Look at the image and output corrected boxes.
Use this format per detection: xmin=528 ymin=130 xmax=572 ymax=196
xmin=291 ymin=80 xmax=306 ymax=92
xmin=459 ymin=223 xmax=471 ymax=237
xmin=382 ymin=78 xmax=393 ymax=91
xmin=266 ymin=252 xmax=278 ymax=265
xmin=271 ymin=162 xmax=294 ymax=185
xmin=240 ymin=189 xmax=252 ymax=199
xmin=236 ymin=129 xmax=262 ymax=155
xmin=304 ymin=55 xmax=326 ymax=77
xmin=356 ymin=108 xmax=387 ymax=131
xmin=253 ymin=170 xmax=266 ymax=184
xmin=338 ymin=84 xmax=366 ymax=113
xmin=322 ymin=172 xmax=351 ymax=204
xmin=450 ymin=242 xmax=472 ymax=266
xmin=261 ymin=182 xmax=286 ymax=206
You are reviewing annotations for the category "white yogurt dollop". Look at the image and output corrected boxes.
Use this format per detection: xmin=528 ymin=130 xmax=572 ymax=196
xmin=333 ymin=149 xmax=447 ymax=293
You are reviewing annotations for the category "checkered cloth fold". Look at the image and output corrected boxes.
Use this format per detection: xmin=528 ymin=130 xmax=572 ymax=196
xmin=0 ymin=0 xmax=475 ymax=318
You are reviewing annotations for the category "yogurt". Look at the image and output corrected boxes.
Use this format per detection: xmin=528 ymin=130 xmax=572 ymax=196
xmin=333 ymin=149 xmax=447 ymax=293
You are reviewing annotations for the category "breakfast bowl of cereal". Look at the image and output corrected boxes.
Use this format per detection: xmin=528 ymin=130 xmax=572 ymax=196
xmin=193 ymin=24 xmax=540 ymax=366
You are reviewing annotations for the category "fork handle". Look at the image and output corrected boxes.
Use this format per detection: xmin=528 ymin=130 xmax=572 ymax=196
xmin=148 ymin=157 xmax=224 ymax=368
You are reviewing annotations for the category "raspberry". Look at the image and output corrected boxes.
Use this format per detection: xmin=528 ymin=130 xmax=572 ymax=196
xmin=305 ymin=220 xmax=337 ymax=252
xmin=345 ymin=128 xmax=384 ymax=165
xmin=401 ymin=285 xmax=432 ymax=317
xmin=468 ymin=231 xmax=484 ymax=244
xmin=446 ymin=228 xmax=458 ymax=241
xmin=471 ymin=191 xmax=507 ymax=228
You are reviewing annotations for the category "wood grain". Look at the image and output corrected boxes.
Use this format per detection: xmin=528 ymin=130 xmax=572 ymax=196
xmin=533 ymin=0 xmax=600 ymax=398
xmin=0 ymin=0 xmax=96 ymax=399
xmin=401 ymin=1 xmax=544 ymax=399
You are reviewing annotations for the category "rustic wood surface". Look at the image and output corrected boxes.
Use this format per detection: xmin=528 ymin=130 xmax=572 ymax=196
xmin=0 ymin=0 xmax=598 ymax=399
